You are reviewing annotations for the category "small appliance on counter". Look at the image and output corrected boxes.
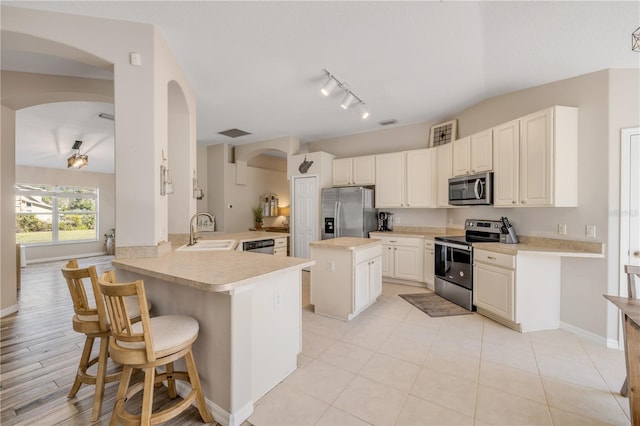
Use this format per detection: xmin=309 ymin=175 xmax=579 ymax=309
xmin=499 ymin=216 xmax=519 ymax=244
xmin=377 ymin=211 xmax=394 ymax=232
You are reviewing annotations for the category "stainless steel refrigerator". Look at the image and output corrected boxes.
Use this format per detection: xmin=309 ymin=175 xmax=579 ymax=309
xmin=321 ymin=187 xmax=377 ymax=239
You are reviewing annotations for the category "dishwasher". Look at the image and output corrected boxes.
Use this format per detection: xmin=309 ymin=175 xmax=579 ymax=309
xmin=242 ymin=239 xmax=275 ymax=254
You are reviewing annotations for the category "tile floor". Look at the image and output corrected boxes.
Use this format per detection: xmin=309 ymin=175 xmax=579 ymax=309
xmin=248 ymin=276 xmax=631 ymax=425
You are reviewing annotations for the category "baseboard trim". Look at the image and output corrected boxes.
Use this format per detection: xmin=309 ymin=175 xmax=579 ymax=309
xmin=1 ymin=304 xmax=18 ymax=318
xmin=26 ymin=252 xmax=107 ymax=265
xmin=175 ymin=381 xmax=254 ymax=426
xmin=559 ymin=321 xmax=609 ymax=347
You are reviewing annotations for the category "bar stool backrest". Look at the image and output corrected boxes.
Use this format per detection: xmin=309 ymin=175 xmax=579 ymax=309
xmin=61 ymin=259 xmax=109 ymax=332
xmin=98 ymin=270 xmax=155 ymax=363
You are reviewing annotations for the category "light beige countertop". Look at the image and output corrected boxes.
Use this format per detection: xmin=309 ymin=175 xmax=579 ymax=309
xmin=309 ymin=237 xmax=382 ymax=251
xmin=473 ymin=236 xmax=604 ymax=257
xmin=370 ymin=226 xmax=464 ymax=240
xmin=113 ymin=249 xmax=313 ymax=293
xmin=169 ymin=231 xmax=289 ymax=250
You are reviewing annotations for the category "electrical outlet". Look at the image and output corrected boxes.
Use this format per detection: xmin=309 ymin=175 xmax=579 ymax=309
xmin=273 ymin=291 xmax=281 ymax=309
xmin=328 ymin=261 xmax=335 ymax=272
xmin=448 ymin=217 xmax=454 ymax=225
xmin=586 ymin=225 xmax=596 ymax=238
xmin=558 ymin=224 xmax=567 ymax=235
xmin=395 ymin=216 xmax=400 ymax=224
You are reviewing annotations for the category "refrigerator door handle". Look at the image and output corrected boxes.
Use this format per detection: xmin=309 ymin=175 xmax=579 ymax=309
xmin=335 ymin=201 xmax=341 ymax=237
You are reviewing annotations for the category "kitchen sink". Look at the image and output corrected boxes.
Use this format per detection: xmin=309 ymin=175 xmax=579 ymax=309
xmin=176 ymin=239 xmax=236 ymax=251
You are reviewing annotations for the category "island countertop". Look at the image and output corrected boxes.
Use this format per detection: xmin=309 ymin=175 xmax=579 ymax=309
xmin=309 ymin=237 xmax=381 ymax=251
xmin=112 ymin=250 xmax=314 ymax=293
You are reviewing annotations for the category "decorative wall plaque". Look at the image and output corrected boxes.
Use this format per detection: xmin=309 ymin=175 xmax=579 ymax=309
xmin=429 ymin=119 xmax=457 ymax=147
xmin=298 ymin=155 xmax=314 ymax=174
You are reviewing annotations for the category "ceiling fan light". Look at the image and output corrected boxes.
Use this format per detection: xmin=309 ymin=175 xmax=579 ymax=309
xmin=340 ymin=92 xmax=356 ymax=110
xmin=320 ymin=76 xmax=338 ymax=96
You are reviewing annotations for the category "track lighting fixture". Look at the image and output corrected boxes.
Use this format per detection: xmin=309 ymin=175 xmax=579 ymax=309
xmin=320 ymin=69 xmax=369 ymax=119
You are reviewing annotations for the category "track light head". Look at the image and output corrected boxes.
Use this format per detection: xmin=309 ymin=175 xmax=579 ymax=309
xmin=340 ymin=92 xmax=356 ymax=110
xmin=355 ymin=103 xmax=370 ymax=120
xmin=321 ymin=76 xmax=338 ymax=96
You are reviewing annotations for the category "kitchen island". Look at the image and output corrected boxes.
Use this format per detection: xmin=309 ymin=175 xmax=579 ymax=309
xmin=112 ymin=246 xmax=313 ymax=426
xmin=310 ymin=237 xmax=382 ymax=321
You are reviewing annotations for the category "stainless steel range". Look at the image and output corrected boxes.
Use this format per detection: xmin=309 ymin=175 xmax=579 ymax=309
xmin=434 ymin=219 xmax=503 ymax=310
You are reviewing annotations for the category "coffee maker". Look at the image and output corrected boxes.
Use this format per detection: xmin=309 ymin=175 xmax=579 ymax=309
xmin=377 ymin=211 xmax=394 ymax=232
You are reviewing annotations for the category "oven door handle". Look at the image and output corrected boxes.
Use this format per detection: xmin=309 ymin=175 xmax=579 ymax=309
xmin=435 ymin=241 xmax=472 ymax=251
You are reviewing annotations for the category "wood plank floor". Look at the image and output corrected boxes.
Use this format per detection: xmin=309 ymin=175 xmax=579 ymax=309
xmin=1 ymin=256 xmax=218 ymax=425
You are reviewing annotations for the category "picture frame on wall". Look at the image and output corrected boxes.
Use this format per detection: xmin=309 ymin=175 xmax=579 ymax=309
xmin=429 ymin=119 xmax=457 ymax=147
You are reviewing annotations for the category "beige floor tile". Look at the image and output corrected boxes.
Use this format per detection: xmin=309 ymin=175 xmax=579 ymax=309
xmin=359 ymin=353 xmax=421 ymax=392
xmin=475 ymin=384 xmax=552 ymax=425
xmin=431 ymin=332 xmax=483 ymax=359
xmin=410 ymin=368 xmax=477 ymax=416
xmin=304 ymin=313 xmax=351 ymax=340
xmin=541 ymin=376 xmax=630 ymax=425
xmin=549 ymin=406 xmax=620 ymax=425
xmin=315 ymin=406 xmax=371 ymax=426
xmin=302 ymin=330 xmax=335 ymax=358
xmin=395 ymin=394 xmax=474 ymax=425
xmin=479 ymin=359 xmax=546 ymax=403
xmin=423 ymin=351 xmax=480 ymax=382
xmin=333 ymin=376 xmax=406 ymax=426
xmin=284 ymin=359 xmax=355 ymax=404
xmin=482 ymin=319 xmax=533 ymax=351
xmin=536 ymin=354 xmax=609 ymax=391
xmin=401 ymin=308 xmax=446 ymax=330
xmin=298 ymin=352 xmax=314 ymax=368
xmin=480 ymin=340 xmax=539 ymax=374
xmin=377 ymin=333 xmax=433 ymax=366
xmin=249 ymin=383 xmax=329 ymax=426
xmin=392 ymin=322 xmax=440 ymax=345
xmin=340 ymin=320 xmax=397 ymax=351
xmin=318 ymin=340 xmax=375 ymax=373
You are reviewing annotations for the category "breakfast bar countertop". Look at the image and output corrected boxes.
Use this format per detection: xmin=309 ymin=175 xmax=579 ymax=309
xmin=112 ymin=250 xmax=313 ymax=293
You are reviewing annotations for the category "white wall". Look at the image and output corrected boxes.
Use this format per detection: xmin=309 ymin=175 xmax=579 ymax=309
xmin=223 ymin=163 xmax=289 ymax=232
xmin=15 ymin=166 xmax=115 ymax=263
xmin=1 ymin=105 xmax=17 ymax=315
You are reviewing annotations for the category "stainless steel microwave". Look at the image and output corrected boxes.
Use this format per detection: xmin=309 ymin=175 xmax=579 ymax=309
xmin=448 ymin=172 xmax=493 ymax=205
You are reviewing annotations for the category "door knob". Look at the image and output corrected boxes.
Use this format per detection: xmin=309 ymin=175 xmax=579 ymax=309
xmin=634 ymin=251 xmax=640 ymax=258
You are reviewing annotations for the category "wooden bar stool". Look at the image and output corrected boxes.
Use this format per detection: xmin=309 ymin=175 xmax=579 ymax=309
xmin=98 ymin=271 xmax=213 ymax=426
xmin=61 ymin=259 xmax=122 ymax=422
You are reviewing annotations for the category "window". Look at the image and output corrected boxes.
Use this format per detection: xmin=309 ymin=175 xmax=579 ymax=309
xmin=15 ymin=184 xmax=98 ymax=245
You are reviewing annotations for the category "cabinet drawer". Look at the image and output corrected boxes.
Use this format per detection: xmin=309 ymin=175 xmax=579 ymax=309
xmin=424 ymin=239 xmax=434 ymax=250
xmin=274 ymin=238 xmax=287 ymax=248
xmin=474 ymin=249 xmax=515 ymax=269
xmin=355 ymin=245 xmax=382 ymax=264
xmin=377 ymin=236 xmax=422 ymax=248
xmin=274 ymin=247 xmax=287 ymax=256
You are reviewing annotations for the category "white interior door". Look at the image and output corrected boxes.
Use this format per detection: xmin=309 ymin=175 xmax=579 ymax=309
xmin=621 ymin=127 xmax=640 ymax=275
xmin=291 ymin=175 xmax=318 ymax=259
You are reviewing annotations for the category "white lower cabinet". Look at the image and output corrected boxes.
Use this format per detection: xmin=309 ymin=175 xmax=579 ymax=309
xmin=423 ymin=239 xmax=435 ymax=290
xmin=273 ymin=237 xmax=287 ymax=256
xmin=376 ymin=235 xmax=424 ymax=283
xmin=310 ymin=241 xmax=382 ymax=321
xmin=473 ymin=248 xmax=561 ymax=332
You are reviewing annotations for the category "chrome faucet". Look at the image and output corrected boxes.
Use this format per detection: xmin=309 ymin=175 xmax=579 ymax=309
xmin=189 ymin=212 xmax=214 ymax=246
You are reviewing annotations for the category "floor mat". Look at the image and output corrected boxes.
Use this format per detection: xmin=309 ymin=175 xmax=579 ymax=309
xmin=399 ymin=292 xmax=472 ymax=318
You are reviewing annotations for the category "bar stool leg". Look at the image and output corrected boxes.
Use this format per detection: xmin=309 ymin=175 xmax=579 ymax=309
xmin=141 ymin=367 xmax=156 ymax=424
xmin=185 ymin=350 xmax=214 ymax=423
xmin=166 ymin=362 xmax=177 ymax=398
xmin=111 ymin=365 xmax=133 ymax=426
xmin=69 ymin=336 xmax=94 ymax=398
xmin=90 ymin=336 xmax=110 ymax=421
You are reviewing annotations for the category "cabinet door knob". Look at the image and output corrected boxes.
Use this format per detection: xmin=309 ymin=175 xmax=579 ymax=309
xmin=634 ymin=251 xmax=640 ymax=258
xmin=522 ymin=200 xmax=526 ymax=204
xmin=512 ymin=201 xmax=516 ymax=204
xmin=488 ymin=256 xmax=496 ymax=260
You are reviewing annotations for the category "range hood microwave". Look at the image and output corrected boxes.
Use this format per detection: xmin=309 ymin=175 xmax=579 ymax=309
xmin=448 ymin=172 xmax=493 ymax=206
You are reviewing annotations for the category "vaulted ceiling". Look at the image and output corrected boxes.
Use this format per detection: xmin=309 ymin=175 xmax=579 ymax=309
xmin=3 ymin=1 xmax=639 ymax=172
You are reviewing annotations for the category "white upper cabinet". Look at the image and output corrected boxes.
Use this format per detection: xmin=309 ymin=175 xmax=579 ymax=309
xmin=332 ymin=155 xmax=375 ymax=186
xmin=435 ymin=143 xmax=454 ymax=207
xmin=376 ymin=152 xmax=405 ymax=207
xmin=375 ymin=150 xmax=436 ymax=208
xmin=405 ymin=149 xmax=436 ymax=208
xmin=493 ymin=106 xmax=578 ymax=207
xmin=493 ymin=119 xmax=520 ymax=207
xmin=453 ymin=129 xmax=492 ymax=176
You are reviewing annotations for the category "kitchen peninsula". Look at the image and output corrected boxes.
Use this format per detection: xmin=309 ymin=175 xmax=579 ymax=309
xmin=112 ymin=243 xmax=314 ymax=426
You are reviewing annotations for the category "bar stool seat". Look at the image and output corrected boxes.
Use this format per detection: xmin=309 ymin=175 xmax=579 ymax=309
xmin=99 ymin=271 xmax=213 ymax=426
